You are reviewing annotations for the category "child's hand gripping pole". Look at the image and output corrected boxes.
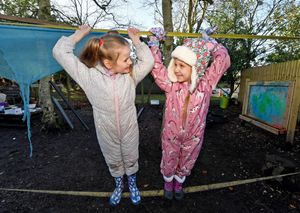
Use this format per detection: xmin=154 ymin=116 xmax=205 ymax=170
xmin=202 ymin=26 xmax=222 ymax=53
xmin=148 ymin=27 xmax=166 ymax=47
xmin=72 ymin=25 xmax=92 ymax=43
xmin=128 ymin=27 xmax=141 ymax=45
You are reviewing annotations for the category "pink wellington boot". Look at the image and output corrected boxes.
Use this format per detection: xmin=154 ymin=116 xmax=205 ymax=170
xmin=164 ymin=180 xmax=174 ymax=200
xmin=174 ymin=175 xmax=185 ymax=200
xmin=163 ymin=175 xmax=174 ymax=200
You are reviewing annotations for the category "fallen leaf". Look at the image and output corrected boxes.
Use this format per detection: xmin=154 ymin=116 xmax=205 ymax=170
xmin=289 ymin=204 xmax=296 ymax=209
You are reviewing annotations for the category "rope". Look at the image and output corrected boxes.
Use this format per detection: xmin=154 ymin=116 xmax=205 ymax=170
xmin=0 ymin=171 xmax=299 ymax=198
xmin=0 ymin=22 xmax=299 ymax=40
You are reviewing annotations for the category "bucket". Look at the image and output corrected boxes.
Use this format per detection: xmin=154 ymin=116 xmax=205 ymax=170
xmin=219 ymin=96 xmax=229 ymax=109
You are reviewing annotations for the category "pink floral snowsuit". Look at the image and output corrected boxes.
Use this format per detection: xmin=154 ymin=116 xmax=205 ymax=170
xmin=151 ymin=46 xmax=231 ymax=178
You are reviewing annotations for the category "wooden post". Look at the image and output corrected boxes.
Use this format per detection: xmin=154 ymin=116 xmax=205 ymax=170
xmin=286 ymin=77 xmax=300 ymax=143
xmin=241 ymin=78 xmax=250 ymax=114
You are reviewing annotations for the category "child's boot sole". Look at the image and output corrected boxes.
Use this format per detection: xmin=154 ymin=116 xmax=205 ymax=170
xmin=164 ymin=189 xmax=174 ymax=200
xmin=174 ymin=190 xmax=184 ymax=200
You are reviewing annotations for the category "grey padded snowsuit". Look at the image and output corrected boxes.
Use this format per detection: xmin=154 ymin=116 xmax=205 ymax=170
xmin=53 ymin=35 xmax=154 ymax=177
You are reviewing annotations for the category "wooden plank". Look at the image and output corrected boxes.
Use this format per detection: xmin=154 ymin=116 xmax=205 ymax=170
xmin=0 ymin=14 xmax=69 ymax=26
xmin=239 ymin=114 xmax=286 ymax=135
xmin=241 ymin=78 xmax=250 ymax=115
xmin=286 ymin=77 xmax=300 ymax=143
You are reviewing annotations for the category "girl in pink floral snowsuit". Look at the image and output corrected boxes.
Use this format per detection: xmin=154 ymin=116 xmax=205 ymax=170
xmin=150 ymin=37 xmax=230 ymax=200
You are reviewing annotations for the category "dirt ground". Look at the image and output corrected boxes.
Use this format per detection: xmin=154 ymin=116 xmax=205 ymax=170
xmin=0 ymin=102 xmax=300 ymax=213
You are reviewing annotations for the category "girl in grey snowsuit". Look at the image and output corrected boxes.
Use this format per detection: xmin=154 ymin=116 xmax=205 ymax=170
xmin=53 ymin=25 xmax=154 ymax=206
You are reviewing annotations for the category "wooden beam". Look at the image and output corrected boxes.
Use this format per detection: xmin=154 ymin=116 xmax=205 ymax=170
xmin=286 ymin=77 xmax=300 ymax=143
xmin=239 ymin=114 xmax=286 ymax=135
xmin=0 ymin=14 xmax=69 ymax=27
xmin=241 ymin=78 xmax=250 ymax=114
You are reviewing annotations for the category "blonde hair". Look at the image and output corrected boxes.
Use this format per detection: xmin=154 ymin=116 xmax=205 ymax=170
xmin=79 ymin=34 xmax=130 ymax=68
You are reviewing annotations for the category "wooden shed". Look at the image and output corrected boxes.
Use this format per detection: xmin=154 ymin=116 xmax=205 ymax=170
xmin=238 ymin=60 xmax=300 ymax=143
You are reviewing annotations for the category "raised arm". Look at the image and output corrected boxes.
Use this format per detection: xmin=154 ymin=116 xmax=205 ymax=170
xmin=128 ymin=27 xmax=154 ymax=84
xmin=202 ymin=43 xmax=231 ymax=90
xmin=150 ymin=46 xmax=172 ymax=93
xmin=52 ymin=25 xmax=92 ymax=91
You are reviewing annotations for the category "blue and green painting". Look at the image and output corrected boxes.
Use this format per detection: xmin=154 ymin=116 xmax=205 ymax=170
xmin=247 ymin=82 xmax=290 ymax=128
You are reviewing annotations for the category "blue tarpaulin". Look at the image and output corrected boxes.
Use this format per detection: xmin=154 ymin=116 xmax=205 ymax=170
xmin=0 ymin=24 xmax=105 ymax=156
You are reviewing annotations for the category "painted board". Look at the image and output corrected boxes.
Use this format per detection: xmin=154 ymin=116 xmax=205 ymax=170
xmin=244 ymin=81 xmax=293 ymax=130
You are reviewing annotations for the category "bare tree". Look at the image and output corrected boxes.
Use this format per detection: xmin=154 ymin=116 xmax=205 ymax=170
xmin=162 ymin=0 xmax=174 ymax=65
xmin=143 ymin=0 xmax=213 ymax=33
xmin=206 ymin=0 xmax=295 ymax=97
xmin=141 ymin=0 xmax=213 ymax=64
xmin=51 ymin=0 xmax=131 ymax=28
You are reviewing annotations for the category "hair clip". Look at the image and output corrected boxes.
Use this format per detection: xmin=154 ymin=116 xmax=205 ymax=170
xmin=99 ymin=38 xmax=104 ymax=46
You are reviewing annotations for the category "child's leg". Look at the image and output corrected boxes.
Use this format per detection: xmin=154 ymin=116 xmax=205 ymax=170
xmin=122 ymin=119 xmax=139 ymax=176
xmin=177 ymin=136 xmax=203 ymax=177
xmin=174 ymin=135 xmax=204 ymax=200
xmin=127 ymin=173 xmax=141 ymax=205
xmin=95 ymin=130 xmax=126 ymax=205
xmin=174 ymin=175 xmax=185 ymax=200
xmin=160 ymin=133 xmax=181 ymax=179
xmin=95 ymin=128 xmax=125 ymax=177
xmin=163 ymin=175 xmax=174 ymax=200
xmin=160 ymin=132 xmax=181 ymax=200
xmin=121 ymin=118 xmax=141 ymax=204
xmin=109 ymin=176 xmax=124 ymax=206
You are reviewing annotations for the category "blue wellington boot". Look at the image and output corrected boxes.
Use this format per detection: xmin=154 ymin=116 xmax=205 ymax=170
xmin=128 ymin=174 xmax=141 ymax=205
xmin=109 ymin=176 xmax=124 ymax=206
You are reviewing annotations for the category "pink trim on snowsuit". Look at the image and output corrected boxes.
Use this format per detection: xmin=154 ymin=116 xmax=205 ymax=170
xmin=150 ymin=46 xmax=231 ymax=178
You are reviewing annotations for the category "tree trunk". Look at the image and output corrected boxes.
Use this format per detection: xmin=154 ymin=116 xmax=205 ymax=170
xmin=195 ymin=1 xmax=209 ymax=33
xmin=162 ymin=0 xmax=174 ymax=66
xmin=38 ymin=0 xmax=60 ymax=129
xmin=38 ymin=77 xmax=59 ymax=129
xmin=187 ymin=0 xmax=194 ymax=33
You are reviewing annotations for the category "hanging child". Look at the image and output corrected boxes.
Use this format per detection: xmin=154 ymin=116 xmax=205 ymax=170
xmin=148 ymin=27 xmax=231 ymax=200
xmin=53 ymin=25 xmax=154 ymax=206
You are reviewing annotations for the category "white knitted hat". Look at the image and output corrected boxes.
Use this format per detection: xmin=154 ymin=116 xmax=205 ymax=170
xmin=167 ymin=38 xmax=211 ymax=93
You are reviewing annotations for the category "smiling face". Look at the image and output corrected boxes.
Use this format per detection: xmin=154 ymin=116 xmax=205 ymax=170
xmin=103 ymin=45 xmax=133 ymax=74
xmin=111 ymin=46 xmax=132 ymax=74
xmin=173 ymin=58 xmax=192 ymax=83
